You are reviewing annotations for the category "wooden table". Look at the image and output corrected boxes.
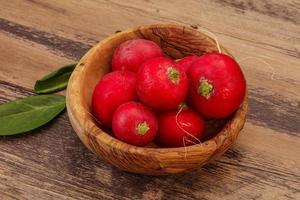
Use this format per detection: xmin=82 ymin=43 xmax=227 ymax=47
xmin=0 ymin=0 xmax=299 ymax=199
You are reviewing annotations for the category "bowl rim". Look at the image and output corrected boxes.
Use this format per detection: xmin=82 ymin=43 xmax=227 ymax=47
xmin=66 ymin=24 xmax=248 ymax=158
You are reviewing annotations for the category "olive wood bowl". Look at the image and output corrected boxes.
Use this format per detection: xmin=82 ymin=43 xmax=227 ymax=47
xmin=66 ymin=24 xmax=248 ymax=175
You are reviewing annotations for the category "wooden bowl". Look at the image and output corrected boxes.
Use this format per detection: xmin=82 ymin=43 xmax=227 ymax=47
xmin=66 ymin=24 xmax=248 ymax=175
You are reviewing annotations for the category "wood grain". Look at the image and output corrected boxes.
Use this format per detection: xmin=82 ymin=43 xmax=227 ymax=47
xmin=0 ymin=0 xmax=299 ymax=199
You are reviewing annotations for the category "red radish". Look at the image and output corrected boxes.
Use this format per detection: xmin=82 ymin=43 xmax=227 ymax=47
xmin=155 ymin=108 xmax=205 ymax=148
xmin=112 ymin=39 xmax=163 ymax=72
xmin=175 ymin=55 xmax=200 ymax=72
xmin=187 ymin=52 xmax=246 ymax=118
xmin=112 ymin=101 xmax=158 ymax=146
xmin=92 ymin=71 xmax=137 ymax=127
xmin=136 ymin=57 xmax=188 ymax=110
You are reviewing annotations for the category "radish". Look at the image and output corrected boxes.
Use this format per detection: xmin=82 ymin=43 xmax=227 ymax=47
xmin=187 ymin=52 xmax=246 ymax=118
xmin=112 ymin=39 xmax=163 ymax=72
xmin=175 ymin=55 xmax=200 ymax=73
xmin=92 ymin=71 xmax=137 ymax=127
xmin=155 ymin=108 xmax=205 ymax=147
xmin=136 ymin=57 xmax=188 ymax=110
xmin=112 ymin=101 xmax=157 ymax=146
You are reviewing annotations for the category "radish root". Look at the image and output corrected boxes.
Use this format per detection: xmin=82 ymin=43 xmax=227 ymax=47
xmin=194 ymin=25 xmax=280 ymax=82
xmin=197 ymin=27 xmax=222 ymax=54
xmin=176 ymin=105 xmax=202 ymax=160
xmin=175 ymin=106 xmax=201 ymax=143
xmin=238 ymin=56 xmax=278 ymax=80
xmin=183 ymin=136 xmax=198 ymax=160
xmin=82 ymin=107 xmax=103 ymax=126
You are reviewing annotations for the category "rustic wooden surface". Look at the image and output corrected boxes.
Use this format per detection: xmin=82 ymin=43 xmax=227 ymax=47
xmin=0 ymin=0 xmax=299 ymax=199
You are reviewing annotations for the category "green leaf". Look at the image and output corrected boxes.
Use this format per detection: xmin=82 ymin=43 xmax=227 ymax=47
xmin=34 ymin=63 xmax=77 ymax=94
xmin=0 ymin=95 xmax=66 ymax=136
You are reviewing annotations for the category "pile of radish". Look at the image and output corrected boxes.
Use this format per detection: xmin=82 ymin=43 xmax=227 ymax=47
xmin=92 ymin=39 xmax=246 ymax=147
